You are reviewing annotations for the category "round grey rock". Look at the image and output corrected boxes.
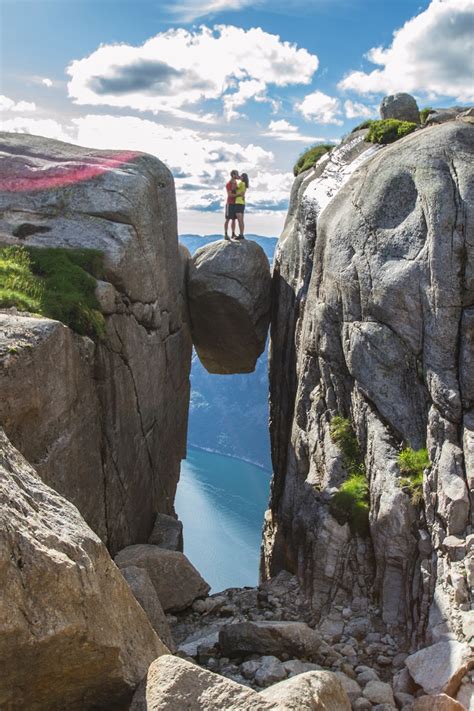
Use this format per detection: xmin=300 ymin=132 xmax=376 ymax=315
xmin=187 ymin=239 xmax=271 ymax=374
xmin=379 ymin=93 xmax=420 ymax=123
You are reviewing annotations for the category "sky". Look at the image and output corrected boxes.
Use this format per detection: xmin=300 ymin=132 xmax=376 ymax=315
xmin=1 ymin=0 xmax=473 ymax=236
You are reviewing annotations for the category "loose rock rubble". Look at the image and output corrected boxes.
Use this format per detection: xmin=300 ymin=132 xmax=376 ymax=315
xmin=162 ymin=571 xmax=474 ymax=710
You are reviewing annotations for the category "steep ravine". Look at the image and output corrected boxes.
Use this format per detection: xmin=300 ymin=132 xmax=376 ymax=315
xmin=1 ymin=101 xmax=473 ymax=710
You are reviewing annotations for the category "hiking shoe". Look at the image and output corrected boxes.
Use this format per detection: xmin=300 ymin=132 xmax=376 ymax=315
xmin=235 ymin=234 xmax=245 ymax=240
xmin=224 ymin=235 xmax=231 ymax=241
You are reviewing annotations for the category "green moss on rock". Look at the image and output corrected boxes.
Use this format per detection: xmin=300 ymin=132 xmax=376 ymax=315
xmin=366 ymin=119 xmax=417 ymax=145
xmin=0 ymin=245 xmax=106 ymax=339
xmin=398 ymin=447 xmax=430 ymax=505
xmin=293 ymin=143 xmax=335 ymax=177
xmin=329 ymin=416 xmax=370 ymax=536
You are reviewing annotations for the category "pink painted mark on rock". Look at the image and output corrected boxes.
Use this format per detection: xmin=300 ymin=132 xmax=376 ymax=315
xmin=0 ymin=150 xmax=141 ymax=192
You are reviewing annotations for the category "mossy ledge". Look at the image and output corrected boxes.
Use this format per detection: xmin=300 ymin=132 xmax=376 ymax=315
xmin=397 ymin=447 xmax=431 ymax=505
xmin=0 ymin=245 xmax=106 ymax=339
xmin=293 ymin=143 xmax=335 ymax=177
xmin=366 ymin=119 xmax=417 ymax=145
xmin=328 ymin=416 xmax=370 ymax=536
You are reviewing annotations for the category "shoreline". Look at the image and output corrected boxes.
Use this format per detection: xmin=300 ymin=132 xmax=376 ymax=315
xmin=186 ymin=443 xmax=272 ymax=474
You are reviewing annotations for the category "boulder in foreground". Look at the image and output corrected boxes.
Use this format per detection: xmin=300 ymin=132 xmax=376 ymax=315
xmin=405 ymin=640 xmax=473 ymax=696
xmin=134 ymin=654 xmax=351 ymax=710
xmin=379 ymin=92 xmax=420 ymax=122
xmin=261 ymin=669 xmax=351 ymax=710
xmin=120 ymin=565 xmax=176 ymax=652
xmin=187 ymin=239 xmax=271 ymax=374
xmin=219 ymin=620 xmax=321 ymax=659
xmin=0 ymin=430 xmax=165 ymax=710
xmin=413 ymin=694 xmax=466 ymax=710
xmin=148 ymin=512 xmax=184 ymax=551
xmin=115 ymin=543 xmax=210 ymax=611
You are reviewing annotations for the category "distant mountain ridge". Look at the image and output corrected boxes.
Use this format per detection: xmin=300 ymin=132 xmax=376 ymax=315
xmin=179 ymin=234 xmax=277 ymax=470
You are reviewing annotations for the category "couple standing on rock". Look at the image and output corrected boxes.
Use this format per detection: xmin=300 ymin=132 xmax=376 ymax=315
xmin=224 ymin=169 xmax=249 ymax=241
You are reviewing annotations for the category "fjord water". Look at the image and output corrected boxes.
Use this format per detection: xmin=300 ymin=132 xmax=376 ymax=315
xmin=175 ymin=448 xmax=271 ymax=592
xmin=176 ymin=235 xmax=275 ymax=592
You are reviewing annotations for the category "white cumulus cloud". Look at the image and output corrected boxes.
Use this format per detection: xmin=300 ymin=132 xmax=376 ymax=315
xmin=338 ymin=0 xmax=474 ymax=102
xmin=42 ymin=78 xmax=53 ymax=88
xmin=0 ymin=95 xmax=36 ymax=113
xmin=167 ymin=0 xmax=254 ymax=22
xmin=264 ymin=119 xmax=322 ymax=142
xmin=66 ymin=25 xmax=318 ymax=119
xmin=0 ymin=116 xmax=72 ymax=141
xmin=344 ymin=100 xmax=376 ymax=120
xmin=296 ymin=90 xmax=343 ymax=125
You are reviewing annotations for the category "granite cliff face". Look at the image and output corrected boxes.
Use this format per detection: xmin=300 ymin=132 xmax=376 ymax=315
xmin=0 ymin=133 xmax=192 ymax=553
xmin=0 ymin=429 xmax=166 ymax=709
xmin=263 ymin=117 xmax=474 ymax=651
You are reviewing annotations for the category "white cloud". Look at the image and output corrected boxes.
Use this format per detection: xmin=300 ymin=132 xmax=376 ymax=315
xmin=66 ymin=25 xmax=318 ymax=119
xmin=296 ymin=90 xmax=343 ymax=125
xmin=338 ymin=0 xmax=474 ymax=102
xmin=0 ymin=95 xmax=36 ymax=112
xmin=223 ymin=79 xmax=267 ymax=120
xmin=168 ymin=0 xmax=253 ymax=22
xmin=344 ymin=100 xmax=376 ymax=120
xmin=0 ymin=111 xmax=293 ymax=229
xmin=264 ymin=119 xmax=322 ymax=142
xmin=0 ymin=116 xmax=72 ymax=142
xmin=42 ymin=78 xmax=53 ymax=88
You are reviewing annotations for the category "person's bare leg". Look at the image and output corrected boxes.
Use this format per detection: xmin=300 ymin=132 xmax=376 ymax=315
xmin=237 ymin=213 xmax=244 ymax=237
xmin=231 ymin=218 xmax=237 ymax=238
xmin=224 ymin=218 xmax=231 ymax=239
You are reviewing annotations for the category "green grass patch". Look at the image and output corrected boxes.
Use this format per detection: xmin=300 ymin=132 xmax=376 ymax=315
xmin=419 ymin=107 xmax=433 ymax=125
xmin=329 ymin=416 xmax=369 ymax=535
xmin=0 ymin=245 xmax=106 ymax=339
xmin=330 ymin=473 xmax=370 ymax=536
xmin=329 ymin=416 xmax=364 ymax=476
xmin=398 ymin=447 xmax=430 ymax=505
xmin=293 ymin=143 xmax=335 ymax=177
xmin=351 ymin=119 xmax=375 ymax=133
xmin=366 ymin=119 xmax=417 ymax=145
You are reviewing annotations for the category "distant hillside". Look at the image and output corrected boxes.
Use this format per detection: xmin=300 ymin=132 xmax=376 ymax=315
xmin=180 ymin=235 xmax=277 ymax=470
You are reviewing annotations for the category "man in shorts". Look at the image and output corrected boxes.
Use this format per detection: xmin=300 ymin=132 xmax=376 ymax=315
xmin=224 ymin=169 xmax=239 ymax=240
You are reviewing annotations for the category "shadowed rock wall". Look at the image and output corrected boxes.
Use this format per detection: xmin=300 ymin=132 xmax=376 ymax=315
xmin=263 ymin=119 xmax=474 ymax=648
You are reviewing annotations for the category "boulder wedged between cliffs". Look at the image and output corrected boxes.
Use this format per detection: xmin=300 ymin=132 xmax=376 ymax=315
xmin=187 ymin=239 xmax=271 ymax=374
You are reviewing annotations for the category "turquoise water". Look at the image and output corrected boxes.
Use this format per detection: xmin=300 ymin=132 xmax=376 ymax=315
xmin=175 ymin=447 xmax=272 ymax=592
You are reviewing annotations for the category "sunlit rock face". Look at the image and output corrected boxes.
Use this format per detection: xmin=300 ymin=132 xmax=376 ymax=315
xmin=379 ymin=92 xmax=420 ymax=123
xmin=0 ymin=430 xmax=166 ymax=710
xmin=0 ymin=132 xmax=192 ymax=553
xmin=264 ymin=119 xmax=474 ymax=648
xmin=187 ymin=239 xmax=271 ymax=374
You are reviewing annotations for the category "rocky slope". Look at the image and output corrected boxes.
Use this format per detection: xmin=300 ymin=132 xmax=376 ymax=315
xmin=0 ymin=428 xmax=167 ymax=709
xmin=263 ymin=112 xmax=474 ymax=660
xmin=1 ymin=101 xmax=474 ymax=710
xmin=0 ymin=132 xmax=192 ymax=553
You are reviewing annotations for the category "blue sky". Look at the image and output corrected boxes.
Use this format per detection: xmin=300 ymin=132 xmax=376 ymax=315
xmin=1 ymin=0 xmax=473 ymax=235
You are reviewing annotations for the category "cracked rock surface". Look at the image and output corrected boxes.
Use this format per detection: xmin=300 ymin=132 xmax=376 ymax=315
xmin=263 ymin=119 xmax=474 ymax=651
xmin=0 ymin=132 xmax=192 ymax=552
xmin=0 ymin=429 xmax=166 ymax=710
xmin=187 ymin=239 xmax=271 ymax=374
